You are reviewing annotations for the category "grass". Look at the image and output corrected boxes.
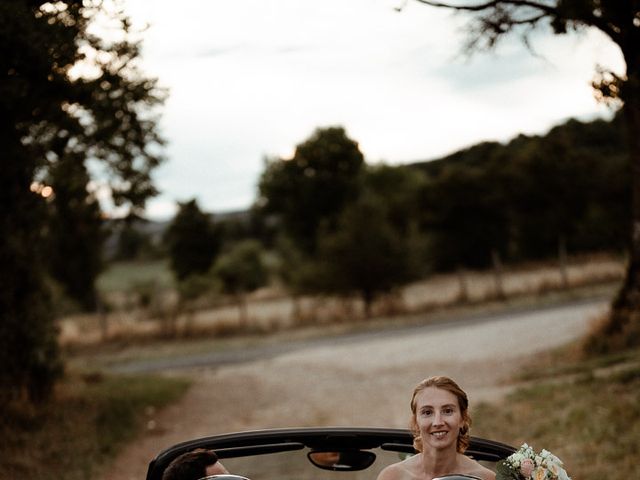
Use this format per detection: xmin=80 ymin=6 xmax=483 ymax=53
xmin=513 ymin=341 xmax=640 ymax=381
xmin=0 ymin=372 xmax=191 ymax=480
xmin=97 ymin=259 xmax=174 ymax=293
xmin=471 ymin=347 xmax=640 ymax=480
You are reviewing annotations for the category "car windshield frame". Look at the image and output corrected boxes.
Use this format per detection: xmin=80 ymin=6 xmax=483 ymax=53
xmin=145 ymin=427 xmax=516 ymax=480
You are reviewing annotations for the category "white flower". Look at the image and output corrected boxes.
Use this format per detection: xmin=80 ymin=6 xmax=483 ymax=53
xmin=541 ymin=450 xmax=562 ymax=466
xmin=557 ymin=467 xmax=571 ymax=480
xmin=502 ymin=444 xmax=571 ymax=480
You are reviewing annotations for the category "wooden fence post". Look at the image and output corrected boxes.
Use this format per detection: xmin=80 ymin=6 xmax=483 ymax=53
xmin=558 ymin=235 xmax=569 ymax=288
xmin=491 ymin=249 xmax=505 ymax=299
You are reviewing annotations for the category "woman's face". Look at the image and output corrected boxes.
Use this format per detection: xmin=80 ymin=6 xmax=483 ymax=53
xmin=414 ymin=386 xmax=464 ymax=452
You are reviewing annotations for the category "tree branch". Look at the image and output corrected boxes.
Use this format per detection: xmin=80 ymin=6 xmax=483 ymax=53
xmin=508 ymin=13 xmax=546 ymax=25
xmin=410 ymin=0 xmax=624 ymax=44
xmin=412 ymin=0 xmax=557 ymax=16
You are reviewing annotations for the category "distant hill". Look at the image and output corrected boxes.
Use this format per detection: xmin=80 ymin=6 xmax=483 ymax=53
xmin=406 ymin=113 xmax=625 ymax=178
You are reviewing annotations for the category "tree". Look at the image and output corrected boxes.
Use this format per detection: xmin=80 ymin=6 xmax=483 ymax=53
xmin=314 ymin=195 xmax=417 ymax=317
xmin=165 ymin=200 xmax=219 ymax=282
xmin=114 ymin=219 xmax=152 ymax=260
xmin=0 ymin=160 xmax=63 ymax=405
xmin=420 ymin=163 xmax=510 ymax=271
xmin=213 ymin=240 xmax=269 ymax=325
xmin=46 ymin=152 xmax=106 ymax=310
xmin=362 ymin=164 xmax=427 ymax=235
xmin=257 ymin=126 xmax=365 ymax=254
xmin=407 ymin=0 xmax=640 ymax=351
xmin=408 ymin=115 xmax=629 ymax=271
xmin=502 ymin=118 xmax=623 ymax=259
xmin=1 ymin=0 xmax=165 ymax=403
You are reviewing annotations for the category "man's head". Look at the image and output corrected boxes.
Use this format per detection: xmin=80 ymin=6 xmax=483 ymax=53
xmin=162 ymin=449 xmax=228 ymax=480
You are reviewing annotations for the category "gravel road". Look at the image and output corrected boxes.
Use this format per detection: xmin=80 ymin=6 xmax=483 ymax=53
xmin=101 ymin=298 xmax=607 ymax=480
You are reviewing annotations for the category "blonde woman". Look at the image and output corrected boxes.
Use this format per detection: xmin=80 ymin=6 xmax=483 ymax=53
xmin=377 ymin=376 xmax=495 ymax=480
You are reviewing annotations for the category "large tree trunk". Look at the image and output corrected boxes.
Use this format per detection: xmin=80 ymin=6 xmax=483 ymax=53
xmin=599 ymin=56 xmax=640 ymax=351
xmin=1 ymin=130 xmax=63 ymax=403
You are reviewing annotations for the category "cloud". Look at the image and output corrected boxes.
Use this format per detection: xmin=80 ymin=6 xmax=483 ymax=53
xmin=126 ymin=0 xmax=623 ymax=220
xmin=195 ymin=44 xmax=248 ymax=58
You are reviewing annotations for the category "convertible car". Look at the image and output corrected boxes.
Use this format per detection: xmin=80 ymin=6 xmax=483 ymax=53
xmin=145 ymin=427 xmax=516 ymax=480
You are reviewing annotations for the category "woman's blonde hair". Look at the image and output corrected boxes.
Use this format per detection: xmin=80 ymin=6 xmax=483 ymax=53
xmin=409 ymin=376 xmax=471 ymax=453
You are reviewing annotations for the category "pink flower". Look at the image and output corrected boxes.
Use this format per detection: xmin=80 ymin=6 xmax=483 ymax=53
xmin=520 ymin=458 xmax=535 ymax=478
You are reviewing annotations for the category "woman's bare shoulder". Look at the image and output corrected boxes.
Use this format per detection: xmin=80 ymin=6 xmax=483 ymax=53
xmin=377 ymin=456 xmax=419 ymax=480
xmin=476 ymin=466 xmax=496 ymax=480
xmin=458 ymin=456 xmax=495 ymax=480
xmin=472 ymin=466 xmax=496 ymax=480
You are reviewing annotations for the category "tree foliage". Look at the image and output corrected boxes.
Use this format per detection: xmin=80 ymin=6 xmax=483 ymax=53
xmin=1 ymin=0 xmax=165 ymax=403
xmin=165 ymin=200 xmax=219 ymax=282
xmin=257 ymin=126 xmax=365 ymax=254
xmin=412 ymin=115 xmax=628 ymax=269
xmin=113 ymin=219 xmax=153 ymax=260
xmin=46 ymin=153 xmax=106 ymax=310
xmin=256 ymin=127 xmax=424 ymax=312
xmin=407 ymin=0 xmax=640 ymax=351
xmin=0 ymin=175 xmax=63 ymax=405
xmin=214 ymin=241 xmax=268 ymax=296
xmin=420 ymin=164 xmax=510 ymax=270
xmin=314 ymin=195 xmax=418 ymax=317
xmin=213 ymin=240 xmax=268 ymax=324
xmin=362 ymin=164 xmax=427 ymax=235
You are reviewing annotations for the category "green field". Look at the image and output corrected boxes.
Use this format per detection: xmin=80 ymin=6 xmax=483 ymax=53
xmin=97 ymin=260 xmax=175 ymax=293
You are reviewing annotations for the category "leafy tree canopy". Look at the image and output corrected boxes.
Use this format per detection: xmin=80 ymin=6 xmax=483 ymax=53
xmin=3 ymin=0 xmax=166 ymax=211
xmin=257 ymin=126 xmax=365 ymax=254
xmin=46 ymin=153 xmax=106 ymax=310
xmin=362 ymin=164 xmax=427 ymax=234
xmin=214 ymin=240 xmax=268 ymax=296
xmin=165 ymin=200 xmax=219 ymax=282
xmin=1 ymin=0 xmax=165 ymax=402
xmin=314 ymin=194 xmax=418 ymax=316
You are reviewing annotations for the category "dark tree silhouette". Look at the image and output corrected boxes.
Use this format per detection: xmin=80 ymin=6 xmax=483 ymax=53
xmin=165 ymin=200 xmax=219 ymax=282
xmin=47 ymin=153 xmax=106 ymax=310
xmin=258 ymin=126 xmax=365 ymax=255
xmin=421 ymin=163 xmax=510 ymax=270
xmin=1 ymin=0 xmax=165 ymax=403
xmin=407 ymin=0 xmax=640 ymax=351
xmin=314 ymin=195 xmax=417 ymax=317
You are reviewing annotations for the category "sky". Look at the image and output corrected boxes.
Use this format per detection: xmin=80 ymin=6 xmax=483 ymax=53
xmin=121 ymin=0 xmax=624 ymax=221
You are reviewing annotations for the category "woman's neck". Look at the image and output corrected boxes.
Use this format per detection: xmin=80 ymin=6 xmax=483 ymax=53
xmin=420 ymin=449 xmax=459 ymax=478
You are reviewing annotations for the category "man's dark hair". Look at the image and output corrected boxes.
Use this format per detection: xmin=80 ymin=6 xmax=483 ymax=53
xmin=162 ymin=449 xmax=219 ymax=480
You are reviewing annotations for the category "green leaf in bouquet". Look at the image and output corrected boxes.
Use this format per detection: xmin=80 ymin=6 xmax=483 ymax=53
xmin=496 ymin=459 xmax=520 ymax=480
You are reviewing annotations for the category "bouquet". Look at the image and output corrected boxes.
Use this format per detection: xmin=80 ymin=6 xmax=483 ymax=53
xmin=496 ymin=444 xmax=571 ymax=480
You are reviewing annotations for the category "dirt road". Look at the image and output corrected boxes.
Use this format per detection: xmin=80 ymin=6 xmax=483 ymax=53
xmin=100 ymin=299 xmax=606 ymax=480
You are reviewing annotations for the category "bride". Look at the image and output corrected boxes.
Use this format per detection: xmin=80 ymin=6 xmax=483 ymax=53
xmin=377 ymin=376 xmax=495 ymax=480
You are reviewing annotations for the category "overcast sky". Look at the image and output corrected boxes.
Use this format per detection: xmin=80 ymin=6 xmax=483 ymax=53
xmin=122 ymin=0 xmax=623 ymax=220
